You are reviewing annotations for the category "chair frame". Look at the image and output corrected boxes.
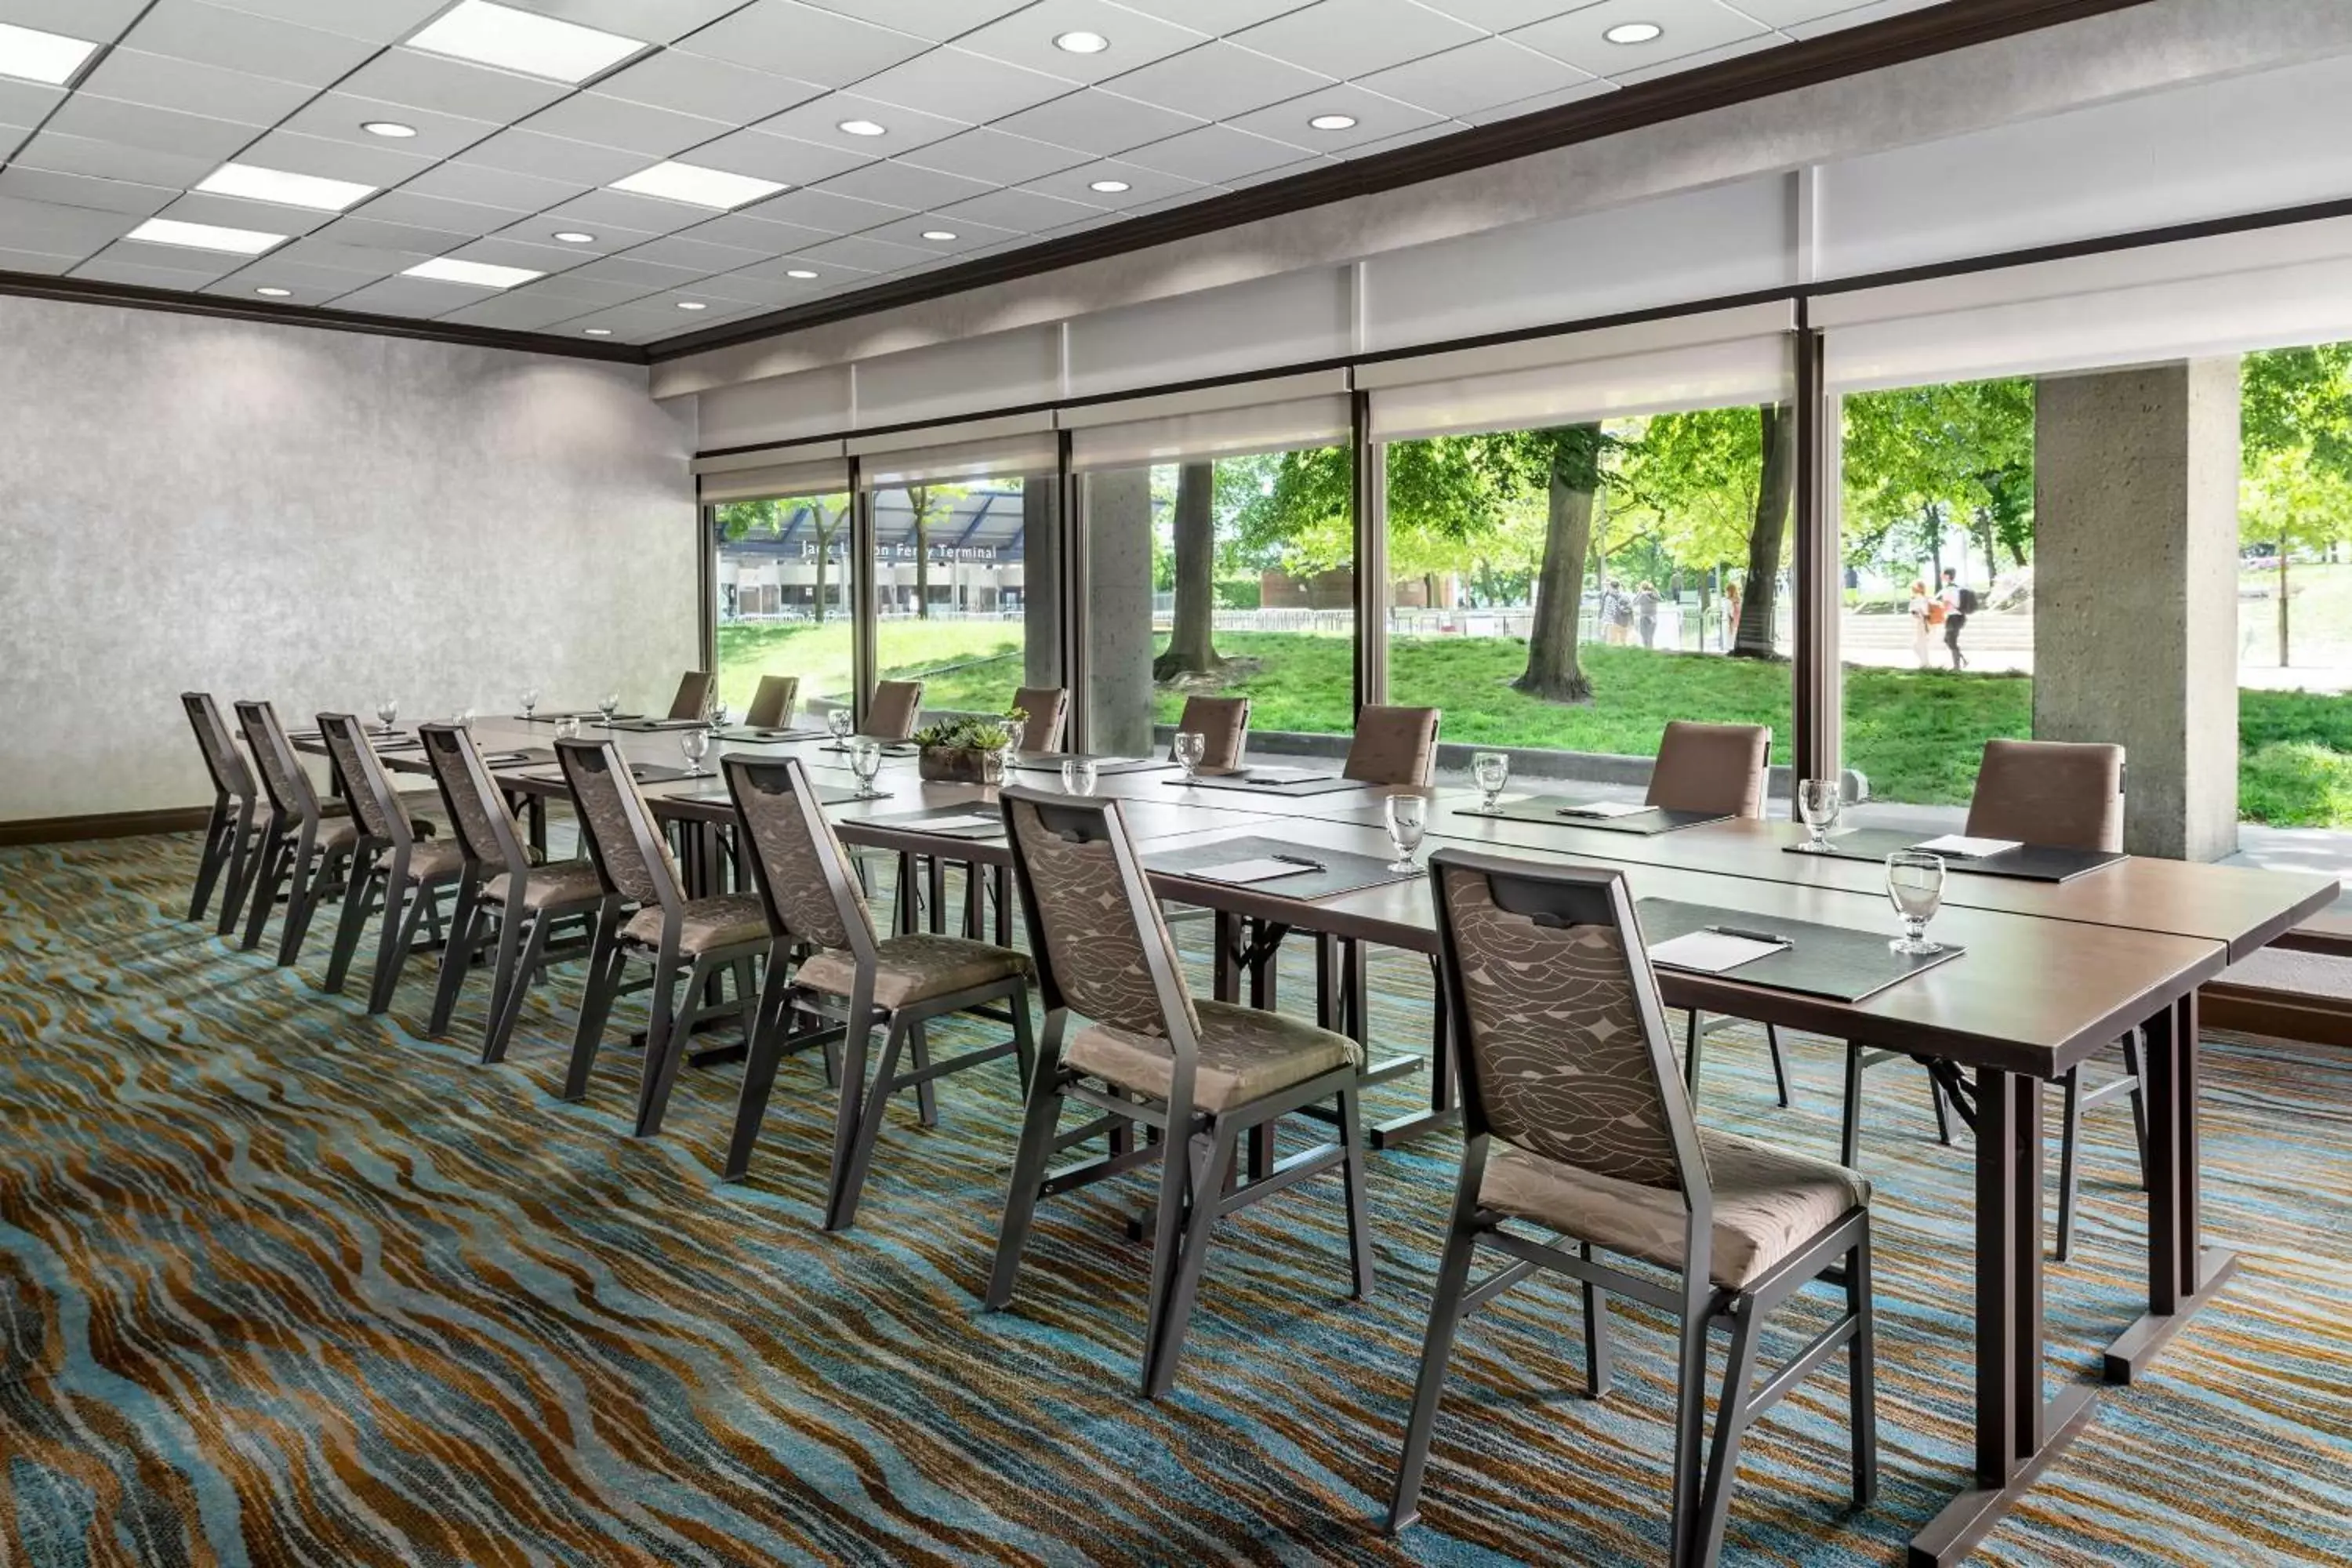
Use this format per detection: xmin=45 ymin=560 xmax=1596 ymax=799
xmin=315 ymin=713 xmax=452 ymax=1013
xmin=985 ymin=788 xmax=1375 ymax=1399
xmin=233 ymin=700 xmax=354 ymax=967
xmin=182 ymin=691 xmax=264 ymax=935
xmin=668 ymin=670 xmax=716 ymax=721
xmin=1392 ymin=848 xmax=1875 ymax=1567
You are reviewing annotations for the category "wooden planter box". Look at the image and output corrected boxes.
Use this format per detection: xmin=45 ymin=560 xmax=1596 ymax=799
xmin=918 ymin=745 xmax=1003 ymax=786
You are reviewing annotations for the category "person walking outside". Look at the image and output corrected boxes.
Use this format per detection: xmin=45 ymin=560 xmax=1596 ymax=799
xmin=1907 ymin=579 xmax=1938 ymax=669
xmin=1635 ymin=580 xmax=1660 ymax=648
xmin=1722 ymin=577 xmax=1742 ymax=652
xmin=1940 ymin=567 xmax=1971 ymax=670
xmin=1606 ymin=584 xmax=1635 ymax=646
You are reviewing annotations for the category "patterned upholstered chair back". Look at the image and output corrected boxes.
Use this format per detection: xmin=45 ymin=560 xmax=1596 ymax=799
xmin=183 ymin=692 xmax=255 ymax=799
xmin=668 ymin=671 xmax=716 ymax=721
xmin=1646 ymin=721 xmax=1772 ymax=818
xmin=556 ymin=739 xmax=681 ymax=914
xmin=1428 ymin=848 xmax=1704 ymax=1198
xmin=745 ymin=675 xmax=800 ymax=731
xmin=1011 ymin=686 xmax=1070 ymax=753
xmin=724 ymin=754 xmax=877 ymax=955
xmin=866 ymin=680 xmax=924 ymax=739
xmin=234 ymin=700 xmax=322 ymax=824
xmin=1966 ymin=739 xmax=2125 ymax=853
xmin=1173 ymin=695 xmax=1250 ymax=771
xmin=1344 ymin=705 xmax=1442 ymax=786
xmin=1000 ymin=789 xmax=1199 ymax=1041
xmin=317 ymin=713 xmax=410 ymax=846
xmin=419 ymin=724 xmax=524 ymax=877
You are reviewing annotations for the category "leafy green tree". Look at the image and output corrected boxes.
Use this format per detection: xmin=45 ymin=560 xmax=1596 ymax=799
xmin=1840 ymin=378 xmax=2034 ymax=580
xmin=900 ymin=483 xmax=968 ymax=620
xmin=713 ymin=493 xmax=848 ymax=624
xmin=1153 ymin=463 xmax=1221 ymax=677
xmin=1605 ymin=404 xmax=1792 ymax=658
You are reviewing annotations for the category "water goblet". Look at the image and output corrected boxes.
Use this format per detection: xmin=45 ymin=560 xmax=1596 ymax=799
xmin=1172 ymin=731 xmax=1206 ymax=782
xmin=1384 ymin=793 xmax=1429 ymax=873
xmin=554 ymin=715 xmax=581 ymax=742
xmin=452 ymin=707 xmax=475 ymax=732
xmin=1886 ymin=849 xmax=1948 ymax=955
xmin=374 ymin=696 xmax=399 ymax=736
xmin=680 ymin=727 xmax=712 ymax=779
xmin=708 ymin=702 xmax=731 ymax=731
xmin=1472 ymin=751 xmax=1510 ymax=811
xmin=1798 ymin=778 xmax=1842 ymax=852
xmin=1061 ymin=758 xmax=1098 ymax=796
xmin=827 ymin=708 xmax=855 ymax=745
xmin=850 ymin=739 xmax=884 ymax=798
xmin=597 ymin=693 xmax=620 ymax=726
xmin=520 ymin=687 xmax=539 ymax=721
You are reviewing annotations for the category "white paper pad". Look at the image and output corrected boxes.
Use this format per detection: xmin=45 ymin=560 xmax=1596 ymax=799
xmin=1557 ymin=800 xmax=1649 ymax=819
xmin=1240 ymin=767 xmax=1334 ymax=785
xmin=908 ymin=813 xmax=1003 ymax=833
xmin=1185 ymin=857 xmax=1318 ymax=884
xmin=1649 ymin=930 xmax=1787 ymax=974
xmin=1913 ymin=833 xmax=2021 ymax=858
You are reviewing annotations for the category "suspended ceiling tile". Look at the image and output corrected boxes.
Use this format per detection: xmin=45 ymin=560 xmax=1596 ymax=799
xmin=1102 ymin=39 xmax=1333 ymax=122
xmin=955 ymin=0 xmax=1207 ymax=86
xmin=793 ymin=0 xmax=1036 ymax=43
xmin=898 ymin=127 xmax=1093 ymax=187
xmin=79 ymin=236 xmax=246 ymax=277
xmin=328 ymin=274 xmax=503 ymax=316
xmin=521 ymin=92 xmax=733 ymax=158
xmin=858 ymin=210 xmax=1022 ymax=256
xmin=1014 ymin=157 xmax=1207 ymax=211
xmin=335 ymin=48 xmax=575 ymax=125
xmin=537 ymin=185 xmax=718 ymax=235
xmin=312 ymin=212 xmax=478 ymax=255
xmin=0 ymin=245 xmax=78 ymax=274
xmin=855 ymin=47 xmax=1079 ymax=125
xmin=622 ymin=230 xmax=775 ymax=273
xmin=119 ymin=2 xmax=388 ymax=86
xmin=675 ymin=268 xmax=820 ymax=306
xmin=676 ymin=1 xmax=931 ymax=89
xmin=1610 ymin=29 xmax=1789 ymax=84
xmin=1510 ymin=0 xmax=1770 ymax=77
xmin=561 ymin=251 xmax=709 ymax=289
xmin=993 ymin=89 xmax=1203 ymax=158
xmin=495 ymin=0 xmax=745 ymax=45
xmin=1357 ymin=35 xmax=1598 ymax=119
xmin=724 ymin=251 xmax=874 ymax=284
xmin=670 ymin=208 xmax=840 ymax=253
xmin=434 ymin=285 xmax=607 ymax=330
xmin=1225 ymin=82 xmax=1446 ymax=154
xmin=688 ymin=126 xmax=872 ymax=187
xmin=351 ymin=188 xmax=532 ymax=235
xmin=42 ymin=94 xmax=259 ymax=162
xmin=0 ymin=77 xmax=64 ymax=126
xmin=814 ymin=159 xmax=996 ymax=214
xmin=74 ymin=255 xmax=244 ymax=289
xmin=1461 ymin=75 xmax=1617 ymax=122
xmin=935 ymin=183 xmax=1104 ymax=234
xmin=1121 ymin=122 xmax=1319 ymax=184
xmin=1413 ymin=0 xmax=1602 ymax=28
xmin=754 ymin=91 xmax=970 ymax=158
xmin=0 ymin=194 xmax=138 ymax=256
xmin=0 ymin=165 xmax=177 ymax=217
xmin=268 ymin=235 xmax=423 ymax=276
xmin=197 ymin=270 xmax=350 ymax=306
xmin=489 ymin=211 xmax=663 ymax=253
xmin=740 ymin=185 xmax=910 ymax=237
xmin=1232 ymin=0 xmax=1485 ymax=81
xmin=1782 ymin=0 xmax=1945 ymax=36
xmin=193 ymin=0 xmax=448 ymax=45
xmin=10 ymin=129 xmax=221 ymax=188
xmin=459 ymin=125 xmax=652 ymax=185
xmin=1105 ymin=0 xmax=1321 ymax=32
xmin=441 ymin=234 xmax=597 ymax=274
xmin=74 ymin=48 xmax=316 ymax=126
xmin=515 ymin=268 xmax=655 ymax=304
xmin=275 ymin=93 xmax=506 ymax=163
xmin=236 ymin=129 xmax=438 ymax=188
xmin=591 ymin=49 xmax=826 ymax=125
xmin=151 ymin=191 xmax=340 ymax=237
xmin=401 ymin=158 xmax=590 ymax=212
xmin=796 ymin=230 xmax=938 ymax=274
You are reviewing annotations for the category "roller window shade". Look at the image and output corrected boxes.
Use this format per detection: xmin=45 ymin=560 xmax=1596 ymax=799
xmin=849 ymin=412 xmax=1058 ymax=487
xmin=1068 ymin=394 xmax=1353 ymax=470
xmin=695 ymin=441 xmax=848 ymax=504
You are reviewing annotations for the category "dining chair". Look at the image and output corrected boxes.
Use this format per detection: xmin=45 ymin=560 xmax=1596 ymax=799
xmin=181 ymin=691 xmax=263 ymax=935
xmin=316 ymin=713 xmax=461 ymax=1014
xmin=1842 ymin=739 xmax=2140 ymax=1260
xmin=744 ymin=674 xmax=800 ymax=731
xmin=233 ymin=699 xmax=362 ymax=967
xmin=1342 ymin=704 xmax=1441 ymax=786
xmin=1392 ymin=849 xmax=1875 ymax=1566
xmin=1011 ymin=685 xmax=1069 ymax=752
xmin=720 ymin=754 xmax=1036 ymax=1229
xmin=667 ymin=670 xmax=716 ymax=721
xmin=987 ymin=788 xmax=1374 ymax=1398
xmin=865 ymin=679 xmax=924 ymax=739
xmin=556 ymin=737 xmax=771 ymax=1138
xmin=1652 ymin=722 xmax=1795 ymax=1109
xmin=1171 ymin=695 xmax=1250 ymax=771
xmin=416 ymin=724 xmax=610 ymax=1062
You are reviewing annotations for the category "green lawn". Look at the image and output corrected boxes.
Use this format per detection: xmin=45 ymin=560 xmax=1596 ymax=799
xmin=717 ymin=622 xmax=2352 ymax=825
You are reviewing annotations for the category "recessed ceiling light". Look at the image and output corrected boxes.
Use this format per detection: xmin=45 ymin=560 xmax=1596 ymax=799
xmin=1604 ymin=21 xmax=1664 ymax=44
xmin=403 ymin=256 xmax=543 ymax=289
xmin=361 ymin=121 xmax=417 ymax=139
xmin=610 ymin=160 xmax=785 ymax=210
xmin=404 ymin=0 xmax=644 ymax=83
xmin=677 ymin=300 xmax=708 ymax=310
xmin=255 ymin=286 xmax=292 ymax=298
xmin=1089 ymin=179 xmax=1131 ymax=194
xmin=553 ymin=230 xmax=596 ymax=244
xmin=0 ymin=20 xmax=98 ymax=85
xmin=1308 ymin=113 xmax=1357 ymax=132
xmin=837 ymin=118 xmax=887 ymax=137
xmin=920 ymin=229 xmax=956 ymax=241
xmin=584 ymin=328 xmax=613 ymax=336
xmin=785 ymin=268 xmax=818 ymax=279
xmin=1053 ymin=30 xmax=1109 ymax=54
xmin=125 ymin=218 xmax=286 ymax=256
xmin=197 ymin=162 xmax=376 ymax=212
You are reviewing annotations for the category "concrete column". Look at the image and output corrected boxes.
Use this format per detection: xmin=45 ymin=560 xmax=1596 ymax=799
xmin=1084 ymin=469 xmax=1157 ymax=757
xmin=1021 ymin=476 xmax=1062 ymax=688
xmin=2033 ymin=358 xmax=2240 ymax=861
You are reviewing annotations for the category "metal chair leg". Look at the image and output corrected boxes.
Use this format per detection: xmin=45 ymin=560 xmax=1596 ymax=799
xmin=1143 ymin=1121 xmax=1239 ymax=1399
xmin=1668 ymin=1301 xmax=1712 ymax=1567
xmin=985 ymin=1057 xmax=1065 ymax=1310
xmin=2054 ymin=1065 xmax=2084 ymax=1262
xmin=1581 ymin=1240 xmax=1613 ymax=1399
xmin=241 ymin=834 xmax=288 ymax=952
xmin=1929 ymin=1065 xmax=1955 ymax=1145
xmin=1694 ymin=1300 xmax=1764 ymax=1566
xmin=217 ymin=804 xmax=262 ymax=938
xmin=1840 ymin=1042 xmax=1864 ymax=1168
xmin=559 ymin=911 xmax=626 ymax=1102
xmin=827 ymin=1011 xmax=910 ymax=1232
xmin=321 ymin=859 xmax=379 ymax=992
xmin=722 ymin=962 xmax=808 ymax=1181
xmin=190 ymin=800 xmax=231 ymax=922
xmin=2122 ymin=1029 xmax=2151 ymax=1189
xmin=1336 ymin=1085 xmax=1375 ymax=1299
xmin=1765 ymin=1024 xmax=1792 ymax=1109
xmin=365 ymin=877 xmax=421 ymax=1014
xmin=1684 ymin=1009 xmax=1704 ymax=1097
xmin=483 ymin=913 xmax=550 ymax=1065
xmin=819 ymin=989 xmax=880 ymax=1231
xmin=280 ymin=843 xmax=340 ymax=968
xmin=633 ymin=949 xmax=702 ymax=1137
xmin=1388 ymin=1200 xmax=1482 ymax=1532
xmin=428 ymin=880 xmax=482 ymax=1036
xmin=906 ymin=1019 xmax=938 ymax=1127
xmin=1847 ymin=1228 xmax=1878 ymax=1505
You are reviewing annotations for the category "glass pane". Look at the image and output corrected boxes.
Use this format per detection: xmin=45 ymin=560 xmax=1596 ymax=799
xmin=870 ymin=472 xmax=1060 ymax=727
xmin=1384 ymin=409 xmax=1794 ymax=797
xmin=1081 ymin=445 xmax=1354 ymax=761
xmin=712 ymin=492 xmax=855 ymax=717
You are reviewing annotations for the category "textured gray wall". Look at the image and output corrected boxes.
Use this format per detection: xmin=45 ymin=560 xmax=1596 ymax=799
xmin=0 ymin=294 xmax=697 ymax=822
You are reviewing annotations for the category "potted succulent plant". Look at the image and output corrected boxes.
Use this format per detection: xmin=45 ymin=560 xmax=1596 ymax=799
xmin=913 ymin=708 xmax=1025 ymax=786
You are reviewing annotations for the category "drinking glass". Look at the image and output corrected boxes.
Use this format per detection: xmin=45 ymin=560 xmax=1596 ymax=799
xmin=1061 ymin=758 xmax=1098 ymax=796
xmin=1797 ymin=779 xmax=1842 ymax=851
xmin=452 ymin=707 xmax=474 ymax=732
xmin=827 ymin=708 xmax=855 ymax=744
xmin=1172 ymin=731 xmax=1206 ymax=782
xmin=709 ymin=701 xmax=731 ymax=731
xmin=1384 ymin=794 xmax=1429 ymax=873
xmin=680 ymin=728 xmax=712 ymax=778
xmin=1886 ymin=850 xmax=1948 ymax=955
xmin=374 ymin=696 xmax=399 ymax=735
xmin=554 ymin=715 xmax=581 ymax=742
xmin=520 ymin=687 xmax=539 ymax=720
xmin=850 ymin=739 xmax=884 ymax=797
xmin=597 ymin=692 xmax=620 ymax=725
xmin=1472 ymin=751 xmax=1510 ymax=811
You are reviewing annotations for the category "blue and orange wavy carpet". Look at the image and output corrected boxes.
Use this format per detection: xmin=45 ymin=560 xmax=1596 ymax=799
xmin=3 ymin=833 xmax=2350 ymax=1566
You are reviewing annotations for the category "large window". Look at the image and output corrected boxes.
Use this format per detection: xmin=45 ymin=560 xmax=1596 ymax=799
xmin=869 ymin=470 xmax=1060 ymax=725
xmin=712 ymin=489 xmax=855 ymax=716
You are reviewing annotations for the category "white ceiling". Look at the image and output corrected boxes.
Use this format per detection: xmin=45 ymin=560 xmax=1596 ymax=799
xmin=0 ymin=0 xmax=1947 ymax=347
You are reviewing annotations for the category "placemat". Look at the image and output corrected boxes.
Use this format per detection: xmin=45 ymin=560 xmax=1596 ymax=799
xmin=819 ymin=742 xmax=920 ymax=757
xmin=1783 ymin=826 xmax=2125 ymax=884
xmin=1007 ymin=752 xmax=1174 ymax=777
xmin=510 ymin=762 xmax=691 ymax=786
xmin=1454 ymin=797 xmax=1729 ymax=835
xmin=1143 ymin=835 xmax=1421 ymax=902
xmin=1635 ymin=897 xmax=1964 ymax=1003
xmin=601 ymin=717 xmax=710 ymax=733
xmin=1160 ymin=771 xmax=1370 ymax=797
xmin=855 ymin=804 xmax=1005 ymax=840
xmin=482 ymin=746 xmax=554 ymax=768
xmin=680 ymin=781 xmax=864 ymax=808
xmin=513 ymin=711 xmax=638 ymax=722
xmin=714 ymin=725 xmax=829 ymax=743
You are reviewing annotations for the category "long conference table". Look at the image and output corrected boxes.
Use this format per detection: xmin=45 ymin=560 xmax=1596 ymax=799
xmin=315 ymin=715 xmax=2336 ymax=1568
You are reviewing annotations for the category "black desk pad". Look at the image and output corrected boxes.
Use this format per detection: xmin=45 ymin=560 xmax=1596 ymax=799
xmin=1636 ymin=897 xmax=1964 ymax=1003
xmin=1143 ymin=835 xmax=1421 ymax=901
xmin=1160 ymin=770 xmax=1370 ymax=797
xmin=682 ymin=781 xmax=863 ymax=808
xmin=513 ymin=711 xmax=639 ymax=722
xmin=1454 ymin=797 xmax=1730 ymax=835
xmin=483 ymin=746 xmax=554 ymax=768
xmin=507 ymin=761 xmax=691 ymax=787
xmin=819 ymin=742 xmax=920 ymax=757
xmin=855 ymin=804 xmax=1004 ymax=840
xmin=1008 ymin=752 xmax=1174 ymax=777
xmin=714 ymin=725 xmax=829 ymax=743
xmin=601 ymin=717 xmax=709 ymax=733
xmin=1784 ymin=826 xmax=2124 ymax=884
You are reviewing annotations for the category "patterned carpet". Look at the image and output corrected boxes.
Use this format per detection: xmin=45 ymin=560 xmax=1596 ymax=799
xmin=3 ymin=832 xmax=2350 ymax=1566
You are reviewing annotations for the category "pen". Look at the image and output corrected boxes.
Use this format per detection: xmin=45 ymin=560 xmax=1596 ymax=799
xmin=1704 ymin=924 xmax=1791 ymax=946
xmin=1271 ymin=854 xmax=1327 ymax=872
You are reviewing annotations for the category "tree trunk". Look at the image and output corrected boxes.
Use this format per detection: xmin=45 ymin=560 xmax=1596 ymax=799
xmin=809 ymin=503 xmax=834 ymax=626
xmin=1152 ymin=462 xmax=1221 ymax=680
xmin=1512 ymin=455 xmax=1599 ymax=702
xmin=2280 ymin=543 xmax=2290 ymax=667
xmin=1732 ymin=401 xmax=1795 ymax=659
xmin=909 ymin=485 xmax=931 ymax=620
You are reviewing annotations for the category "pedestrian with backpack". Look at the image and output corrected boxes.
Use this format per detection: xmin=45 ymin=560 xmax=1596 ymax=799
xmin=1940 ymin=568 xmax=1975 ymax=670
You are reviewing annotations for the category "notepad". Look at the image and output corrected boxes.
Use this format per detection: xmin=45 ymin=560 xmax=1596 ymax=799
xmin=1556 ymin=800 xmax=1648 ymax=819
xmin=482 ymin=750 xmax=532 ymax=765
xmin=1913 ymin=833 xmax=2022 ymax=858
xmin=1649 ymin=930 xmax=1787 ymax=974
xmin=1241 ymin=767 xmax=1334 ymax=785
xmin=909 ymin=814 xmax=1002 ymax=834
xmin=1185 ymin=857 xmax=1318 ymax=884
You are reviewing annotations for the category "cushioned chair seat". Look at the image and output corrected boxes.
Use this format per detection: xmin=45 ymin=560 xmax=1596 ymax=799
xmin=1065 ymin=999 xmax=1361 ymax=1113
xmin=484 ymin=862 xmax=604 ymax=910
xmin=796 ymin=932 xmax=1031 ymax=1010
xmin=619 ymin=893 xmax=770 ymax=955
xmin=378 ymin=839 xmax=466 ymax=883
xmin=1479 ymin=1131 xmax=1871 ymax=1290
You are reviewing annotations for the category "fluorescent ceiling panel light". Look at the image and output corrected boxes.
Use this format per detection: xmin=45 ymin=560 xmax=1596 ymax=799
xmin=0 ymin=21 xmax=96 ymax=85
xmin=1308 ymin=114 xmax=1356 ymax=131
xmin=256 ymin=286 xmax=292 ymax=297
xmin=837 ymin=118 xmax=886 ymax=136
xmin=198 ymin=162 xmax=376 ymax=212
xmin=362 ymin=121 xmax=417 ymax=138
xmin=1604 ymin=21 xmax=1664 ymax=43
xmin=404 ymin=0 xmax=644 ymax=84
xmin=404 ymin=256 xmax=543 ymax=288
xmin=1054 ymin=31 xmax=1109 ymax=54
xmin=611 ymin=160 xmax=785 ymax=209
xmin=125 ymin=217 xmax=286 ymax=254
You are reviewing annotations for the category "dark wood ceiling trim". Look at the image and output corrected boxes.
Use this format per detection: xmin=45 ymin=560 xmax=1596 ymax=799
xmin=649 ymin=0 xmax=2160 ymax=362
xmin=0 ymin=267 xmax=650 ymax=364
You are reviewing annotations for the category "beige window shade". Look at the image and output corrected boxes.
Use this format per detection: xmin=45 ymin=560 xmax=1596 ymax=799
xmin=849 ymin=412 xmax=1058 ymax=487
xmin=695 ymin=440 xmax=848 ymax=503
xmin=1067 ymin=380 xmax=1353 ymax=471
